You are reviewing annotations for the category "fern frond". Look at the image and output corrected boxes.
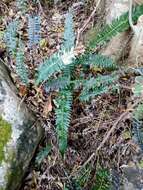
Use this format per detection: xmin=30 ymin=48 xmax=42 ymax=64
xmin=62 ymin=10 xmax=75 ymax=51
xmin=5 ymin=20 xmax=18 ymax=55
xmin=16 ymin=41 xmax=29 ymax=85
xmin=44 ymin=76 xmax=70 ymax=93
xmin=36 ymin=10 xmax=75 ymax=85
xmin=55 ymin=89 xmax=72 ymax=154
xmin=77 ymin=53 xmax=117 ymax=70
xmin=79 ymin=74 xmax=118 ymax=102
xmin=89 ymin=4 xmax=143 ymax=49
xmin=28 ymin=15 xmax=41 ymax=47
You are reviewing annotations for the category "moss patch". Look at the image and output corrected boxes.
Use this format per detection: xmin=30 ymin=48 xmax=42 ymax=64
xmin=0 ymin=116 xmax=12 ymax=164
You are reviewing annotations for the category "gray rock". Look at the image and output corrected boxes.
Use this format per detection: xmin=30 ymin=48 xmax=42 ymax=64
xmin=121 ymin=163 xmax=143 ymax=190
xmin=0 ymin=62 xmax=43 ymax=190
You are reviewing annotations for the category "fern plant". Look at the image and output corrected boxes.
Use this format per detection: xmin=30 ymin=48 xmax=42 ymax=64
xmin=5 ymin=3 xmax=143 ymax=155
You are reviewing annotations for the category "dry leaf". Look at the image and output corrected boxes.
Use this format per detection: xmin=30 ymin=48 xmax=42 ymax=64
xmin=19 ymin=85 xmax=28 ymax=97
xmin=43 ymin=96 xmax=53 ymax=117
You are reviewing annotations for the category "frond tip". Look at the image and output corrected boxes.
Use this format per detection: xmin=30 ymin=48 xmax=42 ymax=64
xmin=55 ymin=89 xmax=72 ymax=154
xmin=62 ymin=10 xmax=75 ymax=51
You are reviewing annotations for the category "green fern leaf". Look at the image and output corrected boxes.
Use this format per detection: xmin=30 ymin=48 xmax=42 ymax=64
xmin=55 ymin=89 xmax=72 ymax=154
xmin=62 ymin=10 xmax=75 ymax=51
xmin=16 ymin=41 xmax=29 ymax=85
xmin=89 ymin=4 xmax=143 ymax=49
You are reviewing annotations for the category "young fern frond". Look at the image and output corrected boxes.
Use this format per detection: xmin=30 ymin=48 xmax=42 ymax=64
xmin=89 ymin=4 xmax=143 ymax=49
xmin=5 ymin=20 xmax=18 ymax=56
xmin=77 ymin=53 xmax=117 ymax=70
xmin=28 ymin=15 xmax=41 ymax=47
xmin=62 ymin=10 xmax=75 ymax=51
xmin=79 ymin=74 xmax=118 ymax=102
xmin=37 ymin=11 xmax=75 ymax=85
xmin=16 ymin=41 xmax=29 ymax=85
xmin=55 ymin=89 xmax=72 ymax=154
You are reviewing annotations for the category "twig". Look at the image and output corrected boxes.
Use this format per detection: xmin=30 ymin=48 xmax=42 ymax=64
xmin=76 ymin=0 xmax=102 ymax=46
xmin=96 ymin=98 xmax=143 ymax=151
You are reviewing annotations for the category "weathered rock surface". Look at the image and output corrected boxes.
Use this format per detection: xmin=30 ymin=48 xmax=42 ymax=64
xmin=0 ymin=62 xmax=43 ymax=190
xmin=120 ymin=155 xmax=143 ymax=190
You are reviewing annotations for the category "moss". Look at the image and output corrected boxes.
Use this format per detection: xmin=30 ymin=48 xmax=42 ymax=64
xmin=0 ymin=116 xmax=12 ymax=164
xmin=138 ymin=160 xmax=143 ymax=168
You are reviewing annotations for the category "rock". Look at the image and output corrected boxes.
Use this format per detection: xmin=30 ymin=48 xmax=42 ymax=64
xmin=128 ymin=15 xmax=143 ymax=66
xmin=121 ymin=161 xmax=143 ymax=190
xmin=101 ymin=0 xmax=130 ymax=61
xmin=0 ymin=62 xmax=43 ymax=190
